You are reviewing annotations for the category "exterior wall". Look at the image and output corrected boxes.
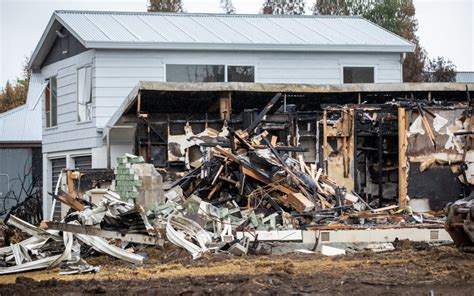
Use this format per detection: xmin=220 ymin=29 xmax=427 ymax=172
xmin=41 ymin=50 xmax=99 ymax=154
xmin=0 ymin=147 xmax=42 ymax=217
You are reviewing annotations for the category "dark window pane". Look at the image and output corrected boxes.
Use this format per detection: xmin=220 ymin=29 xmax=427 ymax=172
xmin=228 ymin=66 xmax=255 ymax=82
xmin=343 ymin=67 xmax=374 ymax=83
xmin=166 ymin=65 xmax=225 ymax=82
xmin=51 ymin=77 xmax=57 ymax=126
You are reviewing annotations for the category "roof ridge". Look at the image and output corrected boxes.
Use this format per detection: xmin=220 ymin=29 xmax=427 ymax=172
xmin=54 ymin=10 xmax=363 ymax=19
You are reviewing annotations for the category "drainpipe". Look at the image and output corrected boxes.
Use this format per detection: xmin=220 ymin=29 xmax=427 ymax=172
xmin=106 ymin=127 xmax=111 ymax=169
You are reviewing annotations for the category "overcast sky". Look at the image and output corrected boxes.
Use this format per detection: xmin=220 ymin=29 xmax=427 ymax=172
xmin=0 ymin=0 xmax=472 ymax=85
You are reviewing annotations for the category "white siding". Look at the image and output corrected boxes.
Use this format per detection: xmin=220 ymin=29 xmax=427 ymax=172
xmin=93 ymin=50 xmax=164 ymax=127
xmin=41 ymin=50 xmax=99 ymax=153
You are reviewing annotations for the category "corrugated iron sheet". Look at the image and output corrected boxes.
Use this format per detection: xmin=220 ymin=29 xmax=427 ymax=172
xmin=54 ymin=11 xmax=413 ymax=51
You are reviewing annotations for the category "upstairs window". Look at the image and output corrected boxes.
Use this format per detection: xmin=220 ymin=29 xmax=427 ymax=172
xmin=228 ymin=66 xmax=255 ymax=82
xmin=45 ymin=77 xmax=57 ymax=128
xmin=343 ymin=67 xmax=375 ymax=83
xmin=166 ymin=64 xmax=255 ymax=83
xmin=77 ymin=66 xmax=92 ymax=122
xmin=167 ymin=65 xmax=225 ymax=82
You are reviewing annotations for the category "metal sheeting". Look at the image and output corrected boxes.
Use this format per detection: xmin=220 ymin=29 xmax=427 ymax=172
xmin=53 ymin=11 xmax=413 ymax=52
xmin=0 ymin=73 xmax=44 ymax=143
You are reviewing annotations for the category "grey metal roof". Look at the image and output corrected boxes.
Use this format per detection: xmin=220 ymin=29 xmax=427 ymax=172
xmin=0 ymin=74 xmax=44 ymax=143
xmin=30 ymin=10 xmax=414 ymax=69
xmin=456 ymin=72 xmax=474 ymax=83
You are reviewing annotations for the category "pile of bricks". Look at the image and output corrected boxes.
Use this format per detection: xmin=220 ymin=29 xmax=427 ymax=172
xmin=111 ymin=154 xmax=145 ymax=202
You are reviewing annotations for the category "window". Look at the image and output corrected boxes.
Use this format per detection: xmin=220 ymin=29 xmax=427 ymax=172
xmin=45 ymin=77 xmax=57 ymax=127
xmin=167 ymin=65 xmax=225 ymax=82
xmin=77 ymin=66 xmax=92 ymax=122
xmin=228 ymin=66 xmax=255 ymax=82
xmin=166 ymin=64 xmax=255 ymax=83
xmin=343 ymin=67 xmax=375 ymax=83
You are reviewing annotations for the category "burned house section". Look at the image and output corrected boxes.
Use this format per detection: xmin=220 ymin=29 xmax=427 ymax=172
xmin=108 ymin=86 xmax=473 ymax=211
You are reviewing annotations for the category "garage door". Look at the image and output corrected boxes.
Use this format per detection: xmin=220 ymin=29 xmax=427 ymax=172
xmin=51 ymin=158 xmax=66 ymax=220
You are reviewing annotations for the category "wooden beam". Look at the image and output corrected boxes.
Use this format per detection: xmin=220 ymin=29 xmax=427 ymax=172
xmin=323 ymin=110 xmax=328 ymax=173
xmin=398 ymin=107 xmax=408 ymax=209
xmin=219 ymin=92 xmax=232 ymax=121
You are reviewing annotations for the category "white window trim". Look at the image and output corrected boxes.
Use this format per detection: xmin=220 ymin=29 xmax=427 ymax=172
xmin=44 ymin=75 xmax=58 ymax=130
xmin=340 ymin=64 xmax=377 ymax=84
xmin=164 ymin=64 xmax=256 ymax=83
xmin=76 ymin=65 xmax=93 ymax=124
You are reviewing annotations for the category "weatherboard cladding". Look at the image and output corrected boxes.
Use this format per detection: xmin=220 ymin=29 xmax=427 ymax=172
xmin=52 ymin=11 xmax=413 ymax=51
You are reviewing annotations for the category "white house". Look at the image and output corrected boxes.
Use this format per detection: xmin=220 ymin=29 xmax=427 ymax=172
xmin=27 ymin=10 xmax=414 ymax=218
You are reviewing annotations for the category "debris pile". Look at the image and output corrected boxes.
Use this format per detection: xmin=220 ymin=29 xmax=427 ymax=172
xmin=0 ymin=94 xmax=451 ymax=274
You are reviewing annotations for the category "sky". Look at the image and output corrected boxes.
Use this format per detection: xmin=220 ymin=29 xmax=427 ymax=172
xmin=0 ymin=0 xmax=473 ymax=86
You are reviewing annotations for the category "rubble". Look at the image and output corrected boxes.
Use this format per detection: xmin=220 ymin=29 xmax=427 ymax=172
xmin=0 ymin=94 xmax=462 ymax=274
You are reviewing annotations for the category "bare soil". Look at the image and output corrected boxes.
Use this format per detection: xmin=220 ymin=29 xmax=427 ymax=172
xmin=1 ymin=244 xmax=473 ymax=295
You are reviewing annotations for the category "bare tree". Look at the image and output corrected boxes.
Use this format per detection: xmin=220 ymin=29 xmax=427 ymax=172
xmin=221 ymin=0 xmax=235 ymax=14
xmin=148 ymin=0 xmax=183 ymax=12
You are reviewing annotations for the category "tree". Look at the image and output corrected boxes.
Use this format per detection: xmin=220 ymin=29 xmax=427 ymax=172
xmin=313 ymin=0 xmax=348 ymax=15
xmin=147 ymin=0 xmax=183 ymax=12
xmin=313 ymin=0 xmax=428 ymax=82
xmin=0 ymin=56 xmax=30 ymax=113
xmin=221 ymin=0 xmax=235 ymax=14
xmin=424 ymin=57 xmax=457 ymax=82
xmin=262 ymin=0 xmax=306 ymax=15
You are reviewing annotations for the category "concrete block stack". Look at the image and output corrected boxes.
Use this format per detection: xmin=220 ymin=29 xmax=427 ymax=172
xmin=111 ymin=153 xmax=145 ymax=202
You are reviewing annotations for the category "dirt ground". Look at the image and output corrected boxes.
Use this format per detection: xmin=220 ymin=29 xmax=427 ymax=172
xmin=0 ymin=243 xmax=473 ymax=295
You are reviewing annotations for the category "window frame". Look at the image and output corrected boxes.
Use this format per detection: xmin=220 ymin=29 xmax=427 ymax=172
xmin=76 ymin=65 xmax=93 ymax=123
xmin=164 ymin=64 xmax=256 ymax=83
xmin=44 ymin=76 xmax=58 ymax=129
xmin=341 ymin=65 xmax=377 ymax=84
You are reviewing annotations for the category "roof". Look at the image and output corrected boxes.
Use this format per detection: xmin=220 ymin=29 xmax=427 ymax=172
xmin=104 ymin=81 xmax=474 ymax=133
xmin=0 ymin=74 xmax=44 ymax=144
xmin=456 ymin=72 xmax=474 ymax=83
xmin=30 ymin=10 xmax=414 ymax=69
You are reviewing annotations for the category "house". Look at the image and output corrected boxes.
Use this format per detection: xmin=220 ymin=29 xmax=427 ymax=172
xmin=28 ymin=10 xmax=415 ymax=218
xmin=0 ymin=74 xmax=44 ymax=217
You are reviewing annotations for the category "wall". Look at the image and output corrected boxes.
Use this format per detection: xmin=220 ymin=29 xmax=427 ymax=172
xmin=40 ymin=50 xmax=99 ymax=154
xmin=93 ymin=49 xmax=402 ymax=128
xmin=0 ymin=147 xmax=41 ymax=217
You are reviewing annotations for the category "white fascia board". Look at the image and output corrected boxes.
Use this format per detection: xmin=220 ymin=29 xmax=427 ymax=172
xmin=86 ymin=41 xmax=415 ymax=53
